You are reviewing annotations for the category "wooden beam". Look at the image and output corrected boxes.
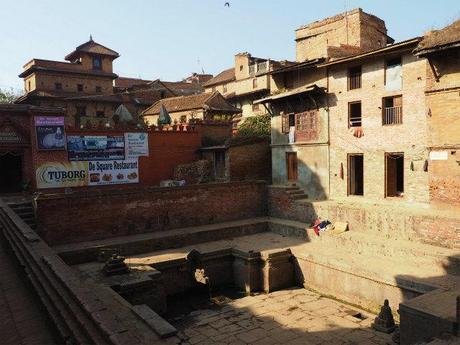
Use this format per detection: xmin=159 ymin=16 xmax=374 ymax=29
xmin=428 ymin=58 xmax=440 ymax=82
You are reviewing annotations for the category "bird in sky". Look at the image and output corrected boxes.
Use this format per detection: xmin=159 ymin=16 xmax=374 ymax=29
xmin=224 ymin=2 xmax=230 ymax=7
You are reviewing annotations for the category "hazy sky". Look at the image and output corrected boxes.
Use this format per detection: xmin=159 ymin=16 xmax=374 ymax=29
xmin=1 ymin=0 xmax=458 ymax=91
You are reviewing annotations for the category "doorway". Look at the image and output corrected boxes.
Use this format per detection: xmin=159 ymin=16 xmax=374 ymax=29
xmin=0 ymin=153 xmax=23 ymax=193
xmin=214 ymin=151 xmax=226 ymax=180
xmin=286 ymin=152 xmax=298 ymax=182
xmin=385 ymin=153 xmax=404 ymax=197
xmin=348 ymin=154 xmax=364 ymax=196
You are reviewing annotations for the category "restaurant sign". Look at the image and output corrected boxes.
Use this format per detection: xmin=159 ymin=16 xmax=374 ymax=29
xmin=88 ymin=160 xmax=139 ymax=186
xmin=35 ymin=116 xmax=66 ymax=150
xmin=36 ymin=159 xmax=139 ymax=189
xmin=67 ymin=135 xmax=125 ymax=161
xmin=125 ymin=132 xmax=149 ymax=158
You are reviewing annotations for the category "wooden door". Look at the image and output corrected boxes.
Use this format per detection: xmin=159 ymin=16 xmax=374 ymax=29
xmin=286 ymin=152 xmax=298 ymax=182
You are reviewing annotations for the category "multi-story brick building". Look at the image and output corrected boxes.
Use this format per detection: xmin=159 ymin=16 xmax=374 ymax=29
xmin=16 ymin=38 xmax=209 ymax=129
xmin=413 ymin=19 xmax=460 ymax=206
xmin=259 ymin=9 xmax=460 ymax=207
xmin=203 ymin=53 xmax=288 ymax=125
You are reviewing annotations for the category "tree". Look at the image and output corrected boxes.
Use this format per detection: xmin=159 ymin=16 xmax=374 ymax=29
xmin=236 ymin=113 xmax=271 ymax=138
xmin=0 ymin=88 xmax=21 ymax=104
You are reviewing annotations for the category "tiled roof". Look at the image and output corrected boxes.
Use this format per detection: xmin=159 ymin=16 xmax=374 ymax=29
xmin=0 ymin=104 xmax=65 ymax=114
xmin=158 ymin=81 xmax=204 ymax=95
xmin=65 ymin=39 xmax=120 ymax=61
xmin=114 ymin=77 xmax=152 ymax=89
xmin=19 ymin=63 xmax=118 ymax=79
xmin=414 ymin=19 xmax=460 ymax=55
xmin=202 ymin=68 xmax=235 ymax=87
xmin=142 ymin=91 xmax=240 ymax=116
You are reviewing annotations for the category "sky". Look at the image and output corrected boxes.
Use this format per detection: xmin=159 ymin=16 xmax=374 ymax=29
xmin=0 ymin=0 xmax=459 ymax=92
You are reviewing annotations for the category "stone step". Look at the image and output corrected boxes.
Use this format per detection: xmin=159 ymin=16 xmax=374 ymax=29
xmin=286 ymin=189 xmax=305 ymax=195
xmin=268 ymin=217 xmax=460 ymax=276
xmin=55 ymin=217 xmax=270 ymax=265
xmin=291 ymin=194 xmax=308 ymax=200
xmin=11 ymin=207 xmax=33 ymax=214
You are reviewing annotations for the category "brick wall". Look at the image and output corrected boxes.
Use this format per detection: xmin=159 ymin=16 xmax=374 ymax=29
xmin=268 ymin=186 xmax=460 ymax=249
xmin=229 ymin=138 xmax=271 ymax=181
xmin=425 ymin=50 xmax=460 ymax=205
xmin=35 ymin=181 xmax=268 ymax=245
xmin=295 ymin=9 xmax=388 ymax=61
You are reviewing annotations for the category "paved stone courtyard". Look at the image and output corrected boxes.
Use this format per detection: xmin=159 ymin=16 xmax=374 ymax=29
xmin=166 ymin=287 xmax=394 ymax=345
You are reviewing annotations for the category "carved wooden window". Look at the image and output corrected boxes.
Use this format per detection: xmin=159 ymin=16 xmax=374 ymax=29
xmin=295 ymin=111 xmax=318 ymax=141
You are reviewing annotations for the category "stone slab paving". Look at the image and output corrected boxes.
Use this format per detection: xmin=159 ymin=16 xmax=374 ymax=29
xmin=164 ymin=287 xmax=394 ymax=345
xmin=0 ymin=236 xmax=58 ymax=345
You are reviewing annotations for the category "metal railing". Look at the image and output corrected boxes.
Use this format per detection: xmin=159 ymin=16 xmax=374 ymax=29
xmin=383 ymin=106 xmax=402 ymax=125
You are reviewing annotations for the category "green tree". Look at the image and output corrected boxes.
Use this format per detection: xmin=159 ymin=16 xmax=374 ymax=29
xmin=236 ymin=113 xmax=271 ymax=138
xmin=0 ymin=88 xmax=20 ymax=104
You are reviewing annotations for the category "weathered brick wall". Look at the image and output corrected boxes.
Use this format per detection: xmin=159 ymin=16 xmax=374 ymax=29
xmin=328 ymin=52 xmax=430 ymax=203
xmin=35 ymin=181 xmax=268 ymax=245
xmin=425 ymin=51 xmax=460 ymax=205
xmin=295 ymin=9 xmax=388 ymax=61
xmin=268 ymin=187 xmax=460 ymax=249
xmin=229 ymin=139 xmax=271 ymax=181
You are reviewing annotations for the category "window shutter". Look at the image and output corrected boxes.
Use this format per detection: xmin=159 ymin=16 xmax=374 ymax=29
xmin=282 ymin=114 xmax=289 ymax=134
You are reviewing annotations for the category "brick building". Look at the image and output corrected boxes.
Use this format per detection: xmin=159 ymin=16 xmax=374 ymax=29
xmin=259 ymin=9 xmax=460 ymax=207
xmin=141 ymin=91 xmax=240 ymax=126
xmin=413 ymin=19 xmax=460 ymax=206
xmin=203 ymin=53 xmax=289 ymax=126
xmin=15 ymin=38 xmax=209 ymax=129
xmin=0 ymin=104 xmax=65 ymax=193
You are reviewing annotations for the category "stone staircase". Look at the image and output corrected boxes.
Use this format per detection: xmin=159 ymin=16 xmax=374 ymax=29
xmin=0 ymin=199 xmax=164 ymax=345
xmin=7 ymin=201 xmax=36 ymax=230
xmin=283 ymin=185 xmax=309 ymax=200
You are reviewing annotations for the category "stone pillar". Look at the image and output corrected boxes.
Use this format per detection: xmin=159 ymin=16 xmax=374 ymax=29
xmin=261 ymin=249 xmax=294 ymax=293
xmin=232 ymin=249 xmax=262 ymax=294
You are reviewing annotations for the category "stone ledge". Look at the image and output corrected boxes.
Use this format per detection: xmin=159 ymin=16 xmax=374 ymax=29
xmin=131 ymin=304 xmax=177 ymax=338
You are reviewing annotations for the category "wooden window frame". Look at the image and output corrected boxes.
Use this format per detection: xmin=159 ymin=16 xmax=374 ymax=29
xmin=382 ymin=95 xmax=403 ymax=125
xmin=93 ymin=56 xmax=102 ymax=70
xmin=347 ymin=153 xmax=364 ymax=196
xmin=348 ymin=101 xmax=362 ymax=128
xmin=295 ymin=110 xmax=318 ymax=142
xmin=348 ymin=66 xmax=362 ymax=90
xmin=384 ymin=56 xmax=402 ymax=86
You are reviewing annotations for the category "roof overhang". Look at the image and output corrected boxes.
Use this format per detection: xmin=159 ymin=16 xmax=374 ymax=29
xmin=254 ymin=84 xmax=324 ymax=104
xmin=270 ymin=58 xmax=324 ymax=75
xmin=225 ymin=88 xmax=270 ymax=100
xmin=318 ymin=38 xmax=421 ymax=67
xmin=414 ymin=41 xmax=460 ymax=56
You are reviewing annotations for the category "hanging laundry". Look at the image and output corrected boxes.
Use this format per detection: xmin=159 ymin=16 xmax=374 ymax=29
xmin=288 ymin=126 xmax=295 ymax=144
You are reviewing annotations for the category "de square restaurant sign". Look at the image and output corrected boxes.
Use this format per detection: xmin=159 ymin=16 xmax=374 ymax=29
xmin=36 ymin=132 xmax=148 ymax=189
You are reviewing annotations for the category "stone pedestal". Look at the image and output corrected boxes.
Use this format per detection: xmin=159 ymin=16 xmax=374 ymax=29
xmin=261 ymin=249 xmax=294 ymax=293
xmin=232 ymin=249 xmax=262 ymax=294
